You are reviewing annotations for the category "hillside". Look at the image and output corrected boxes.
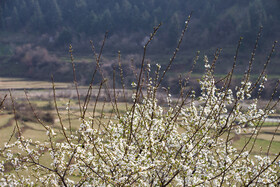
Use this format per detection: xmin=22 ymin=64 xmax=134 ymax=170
xmin=0 ymin=0 xmax=280 ymax=92
xmin=1 ymin=0 xmax=279 ymax=50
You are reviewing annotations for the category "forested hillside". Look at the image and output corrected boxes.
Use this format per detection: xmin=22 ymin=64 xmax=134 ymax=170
xmin=1 ymin=0 xmax=280 ymax=50
xmin=0 ymin=0 xmax=280 ymax=91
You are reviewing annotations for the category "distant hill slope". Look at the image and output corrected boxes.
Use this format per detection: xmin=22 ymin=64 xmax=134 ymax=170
xmin=0 ymin=0 xmax=280 ymax=97
xmin=0 ymin=0 xmax=279 ymax=51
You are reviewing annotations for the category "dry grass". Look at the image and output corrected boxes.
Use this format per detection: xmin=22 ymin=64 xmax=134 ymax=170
xmin=0 ymin=77 xmax=71 ymax=89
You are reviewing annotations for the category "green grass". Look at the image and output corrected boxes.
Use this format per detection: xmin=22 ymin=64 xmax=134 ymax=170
xmin=59 ymin=55 xmax=94 ymax=63
xmin=0 ymin=119 xmax=17 ymax=147
xmin=0 ymin=114 xmax=12 ymax=128
xmin=262 ymin=121 xmax=280 ymax=126
xmin=233 ymin=135 xmax=280 ymax=155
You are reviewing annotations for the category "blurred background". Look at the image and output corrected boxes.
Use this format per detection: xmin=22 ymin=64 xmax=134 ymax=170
xmin=0 ymin=0 xmax=279 ymax=92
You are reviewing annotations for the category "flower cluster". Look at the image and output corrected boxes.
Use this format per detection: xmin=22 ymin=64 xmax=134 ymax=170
xmin=0 ymin=55 xmax=279 ymax=186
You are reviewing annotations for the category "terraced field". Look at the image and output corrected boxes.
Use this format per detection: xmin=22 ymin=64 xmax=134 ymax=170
xmin=1 ymin=77 xmax=280 ymax=156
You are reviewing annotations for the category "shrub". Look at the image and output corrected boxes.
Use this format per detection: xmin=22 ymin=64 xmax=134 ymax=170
xmin=0 ymin=16 xmax=279 ymax=186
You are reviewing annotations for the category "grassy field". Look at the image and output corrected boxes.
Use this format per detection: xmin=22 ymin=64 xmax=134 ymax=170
xmin=0 ymin=77 xmax=73 ymax=90
xmin=1 ymin=78 xmax=280 ymax=156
